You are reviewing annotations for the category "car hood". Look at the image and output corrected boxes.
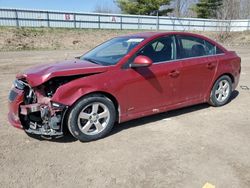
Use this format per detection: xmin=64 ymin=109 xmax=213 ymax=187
xmin=17 ymin=59 xmax=109 ymax=87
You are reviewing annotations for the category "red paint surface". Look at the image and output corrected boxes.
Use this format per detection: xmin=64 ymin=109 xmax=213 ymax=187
xmin=9 ymin=32 xmax=241 ymax=128
xmin=133 ymin=55 xmax=153 ymax=67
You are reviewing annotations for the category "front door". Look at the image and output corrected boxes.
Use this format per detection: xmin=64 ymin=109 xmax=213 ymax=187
xmin=118 ymin=35 xmax=182 ymax=116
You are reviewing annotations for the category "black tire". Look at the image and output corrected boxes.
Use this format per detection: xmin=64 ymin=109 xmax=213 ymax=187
xmin=67 ymin=94 xmax=116 ymax=142
xmin=209 ymin=75 xmax=232 ymax=107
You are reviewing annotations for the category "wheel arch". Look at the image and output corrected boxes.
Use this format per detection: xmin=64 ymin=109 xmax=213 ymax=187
xmin=212 ymin=73 xmax=235 ymax=90
xmin=208 ymin=73 xmax=234 ymax=106
xmin=206 ymin=72 xmax=235 ymax=101
xmin=220 ymin=73 xmax=234 ymax=84
xmin=70 ymin=91 xmax=120 ymax=122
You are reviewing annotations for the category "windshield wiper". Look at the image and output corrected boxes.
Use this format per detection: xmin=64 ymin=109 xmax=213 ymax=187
xmin=83 ymin=57 xmax=102 ymax=65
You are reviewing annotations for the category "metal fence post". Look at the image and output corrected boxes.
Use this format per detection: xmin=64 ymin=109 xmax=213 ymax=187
xmin=228 ymin=20 xmax=232 ymax=32
xmin=247 ymin=20 xmax=250 ymax=31
xmin=156 ymin=11 xmax=159 ymax=31
xmin=98 ymin=15 xmax=101 ymax=29
xmin=138 ymin=16 xmax=140 ymax=29
xmin=47 ymin=11 xmax=50 ymax=27
xmin=120 ymin=16 xmax=123 ymax=30
xmin=173 ymin=19 xmax=175 ymax=31
xmin=73 ymin=13 xmax=76 ymax=28
xmin=14 ymin=9 xmax=19 ymax=27
xmin=216 ymin=21 xmax=219 ymax=32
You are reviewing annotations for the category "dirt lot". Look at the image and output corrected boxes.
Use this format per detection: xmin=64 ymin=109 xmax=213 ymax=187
xmin=0 ymin=47 xmax=249 ymax=188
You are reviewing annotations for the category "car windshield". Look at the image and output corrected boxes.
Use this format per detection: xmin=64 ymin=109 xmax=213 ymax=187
xmin=81 ymin=37 xmax=145 ymax=66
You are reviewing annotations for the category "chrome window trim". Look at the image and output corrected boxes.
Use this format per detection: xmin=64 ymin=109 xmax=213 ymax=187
xmin=152 ymin=53 xmax=225 ymax=65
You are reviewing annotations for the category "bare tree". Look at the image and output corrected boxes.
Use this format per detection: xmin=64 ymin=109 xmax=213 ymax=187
xmin=93 ymin=1 xmax=120 ymax=13
xmin=94 ymin=4 xmax=113 ymax=13
xmin=174 ymin=0 xmax=186 ymax=17
xmin=169 ymin=0 xmax=198 ymax=17
xmin=218 ymin=0 xmax=241 ymax=19
xmin=239 ymin=0 xmax=250 ymax=19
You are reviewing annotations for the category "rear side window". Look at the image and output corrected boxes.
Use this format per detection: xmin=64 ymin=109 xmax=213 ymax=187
xmin=177 ymin=35 xmax=223 ymax=59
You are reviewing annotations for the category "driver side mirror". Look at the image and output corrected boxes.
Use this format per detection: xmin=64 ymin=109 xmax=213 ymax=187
xmin=130 ymin=55 xmax=153 ymax=68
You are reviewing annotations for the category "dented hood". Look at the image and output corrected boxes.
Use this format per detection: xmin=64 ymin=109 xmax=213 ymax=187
xmin=17 ymin=59 xmax=109 ymax=87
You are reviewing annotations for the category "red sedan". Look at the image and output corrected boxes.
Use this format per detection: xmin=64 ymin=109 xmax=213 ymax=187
xmin=8 ymin=32 xmax=241 ymax=141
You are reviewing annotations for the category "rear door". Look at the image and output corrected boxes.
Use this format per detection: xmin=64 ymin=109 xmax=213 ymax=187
xmin=175 ymin=35 xmax=219 ymax=102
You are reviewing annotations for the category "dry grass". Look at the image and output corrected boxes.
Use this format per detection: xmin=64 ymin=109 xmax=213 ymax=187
xmin=0 ymin=27 xmax=250 ymax=51
xmin=0 ymin=27 xmax=135 ymax=51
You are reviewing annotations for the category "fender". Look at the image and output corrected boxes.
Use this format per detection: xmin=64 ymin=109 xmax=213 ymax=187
xmin=204 ymin=52 xmax=241 ymax=101
xmin=51 ymin=73 xmax=121 ymax=107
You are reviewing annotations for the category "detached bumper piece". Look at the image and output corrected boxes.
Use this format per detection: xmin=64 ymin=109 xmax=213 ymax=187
xmin=25 ymin=123 xmax=64 ymax=139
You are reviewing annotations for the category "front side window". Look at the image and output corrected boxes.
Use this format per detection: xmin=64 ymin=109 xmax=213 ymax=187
xmin=135 ymin=36 xmax=176 ymax=63
xmin=177 ymin=35 xmax=223 ymax=59
xmin=81 ymin=37 xmax=144 ymax=66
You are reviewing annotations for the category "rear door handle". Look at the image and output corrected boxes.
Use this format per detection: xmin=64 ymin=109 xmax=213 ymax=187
xmin=169 ymin=70 xmax=180 ymax=78
xmin=206 ymin=62 xmax=216 ymax=69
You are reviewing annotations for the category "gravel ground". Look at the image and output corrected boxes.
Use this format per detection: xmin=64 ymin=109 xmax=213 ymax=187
xmin=0 ymin=47 xmax=249 ymax=188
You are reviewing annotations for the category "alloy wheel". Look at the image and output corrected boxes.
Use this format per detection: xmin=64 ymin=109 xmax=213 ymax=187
xmin=77 ymin=102 xmax=110 ymax=135
xmin=215 ymin=80 xmax=230 ymax=103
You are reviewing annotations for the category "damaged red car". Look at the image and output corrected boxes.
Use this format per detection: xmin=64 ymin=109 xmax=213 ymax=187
xmin=8 ymin=32 xmax=241 ymax=142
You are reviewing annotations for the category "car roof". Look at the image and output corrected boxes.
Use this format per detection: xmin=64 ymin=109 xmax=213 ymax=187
xmin=120 ymin=31 xmax=227 ymax=52
xmin=121 ymin=32 xmax=165 ymax=38
xmin=121 ymin=31 xmax=205 ymax=39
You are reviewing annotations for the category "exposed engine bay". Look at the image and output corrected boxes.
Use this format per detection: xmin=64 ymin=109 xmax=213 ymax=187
xmin=15 ymin=77 xmax=80 ymax=139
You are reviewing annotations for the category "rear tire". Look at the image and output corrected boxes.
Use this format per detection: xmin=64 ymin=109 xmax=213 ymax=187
xmin=67 ymin=95 xmax=116 ymax=142
xmin=209 ymin=75 xmax=232 ymax=107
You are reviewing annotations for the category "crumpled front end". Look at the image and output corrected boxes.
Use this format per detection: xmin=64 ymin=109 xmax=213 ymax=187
xmin=8 ymin=79 xmax=68 ymax=138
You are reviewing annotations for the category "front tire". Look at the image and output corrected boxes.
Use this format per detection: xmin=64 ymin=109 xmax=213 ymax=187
xmin=209 ymin=75 xmax=232 ymax=107
xmin=67 ymin=95 xmax=116 ymax=142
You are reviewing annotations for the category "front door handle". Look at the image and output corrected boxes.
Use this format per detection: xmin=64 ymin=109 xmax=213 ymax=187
xmin=169 ymin=70 xmax=180 ymax=78
xmin=206 ymin=62 xmax=216 ymax=69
